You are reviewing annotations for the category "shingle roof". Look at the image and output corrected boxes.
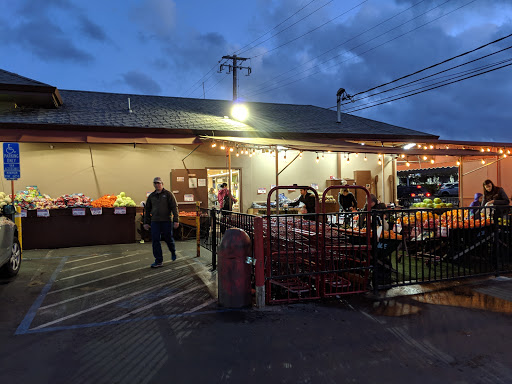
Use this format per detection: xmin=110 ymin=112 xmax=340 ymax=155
xmin=0 ymin=88 xmax=437 ymax=140
xmin=0 ymin=69 xmax=53 ymax=87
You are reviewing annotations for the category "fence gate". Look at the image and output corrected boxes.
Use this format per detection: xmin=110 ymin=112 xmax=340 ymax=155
xmin=264 ymin=185 xmax=373 ymax=304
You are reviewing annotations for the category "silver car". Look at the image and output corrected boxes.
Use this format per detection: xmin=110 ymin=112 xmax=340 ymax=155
xmin=0 ymin=205 xmax=21 ymax=277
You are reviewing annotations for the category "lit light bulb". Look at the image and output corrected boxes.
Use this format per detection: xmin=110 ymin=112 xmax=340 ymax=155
xmin=430 ymin=159 xmax=435 ymax=164
xmin=406 ymin=162 xmax=410 ymax=167
xmin=499 ymin=149 xmax=504 ymax=154
xmin=503 ymin=154 xmax=507 ymax=158
xmin=229 ymin=147 xmax=234 ymax=152
xmin=249 ymin=153 xmax=253 ymax=158
xmin=508 ymin=150 xmax=511 ymax=154
xmin=364 ymin=155 xmax=367 ymax=161
xmin=211 ymin=141 xmax=217 ymax=148
xmin=423 ymin=155 xmax=427 ymax=160
xmin=284 ymin=151 xmax=287 ymax=160
xmin=378 ymin=160 xmax=382 ymax=165
xmin=456 ymin=161 xmax=460 ymax=166
xmin=481 ymin=159 xmax=486 ymax=164
xmin=429 ymin=145 xmax=434 ymax=149
xmin=480 ymin=148 xmax=485 ymax=152
xmin=220 ymin=142 xmax=226 ymax=150
xmin=417 ymin=144 xmax=422 ymax=149
xmin=245 ymin=149 xmax=249 ymax=155
xmin=378 ymin=154 xmax=382 ymax=158
xmin=401 ymin=154 xmax=405 ymax=158
xmin=236 ymin=151 xmax=240 ymax=157
xmin=316 ymin=155 xmax=320 ymax=164
xmin=424 ymin=146 xmax=428 ymax=150
xmin=355 ymin=153 xmax=359 ymax=157
xmin=487 ymin=148 xmax=491 ymax=152
xmin=299 ymin=151 xmax=303 ymax=159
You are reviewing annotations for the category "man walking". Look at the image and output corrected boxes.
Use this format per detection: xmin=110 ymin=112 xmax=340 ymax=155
xmin=143 ymin=177 xmax=179 ymax=268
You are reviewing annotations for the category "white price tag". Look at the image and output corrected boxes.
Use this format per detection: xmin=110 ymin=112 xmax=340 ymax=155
xmin=72 ymin=208 xmax=86 ymax=216
xmin=90 ymin=207 xmax=102 ymax=216
xmin=114 ymin=207 xmax=126 ymax=215
xmin=15 ymin=209 xmax=27 ymax=218
xmin=37 ymin=209 xmax=50 ymax=217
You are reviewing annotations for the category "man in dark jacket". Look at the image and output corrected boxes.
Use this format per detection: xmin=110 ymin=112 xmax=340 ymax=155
xmin=288 ymin=188 xmax=316 ymax=219
xmin=143 ymin=177 xmax=179 ymax=268
xmin=338 ymin=188 xmax=357 ymax=211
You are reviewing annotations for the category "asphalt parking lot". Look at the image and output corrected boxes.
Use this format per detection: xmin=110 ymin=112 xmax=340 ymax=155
xmin=1 ymin=240 xmax=512 ymax=384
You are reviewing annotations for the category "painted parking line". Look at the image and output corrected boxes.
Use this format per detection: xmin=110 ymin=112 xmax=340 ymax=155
xmin=15 ymin=257 xmax=68 ymax=335
xmin=21 ymin=308 xmax=240 ymax=335
xmin=184 ymin=298 xmax=217 ymax=314
xmin=40 ymin=267 xmax=185 ymax=310
xmin=61 ymin=253 xmax=141 ymax=271
xmin=56 ymin=260 xmax=140 ymax=281
xmin=111 ymin=284 xmax=208 ymax=321
xmin=33 ymin=274 xmax=200 ymax=330
xmin=65 ymin=252 xmax=115 ymax=263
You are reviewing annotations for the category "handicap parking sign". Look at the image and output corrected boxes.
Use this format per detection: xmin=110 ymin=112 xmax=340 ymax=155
xmin=3 ymin=143 xmax=20 ymax=180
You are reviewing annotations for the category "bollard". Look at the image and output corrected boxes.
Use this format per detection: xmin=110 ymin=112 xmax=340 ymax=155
xmin=15 ymin=205 xmax=23 ymax=252
xmin=218 ymin=228 xmax=252 ymax=308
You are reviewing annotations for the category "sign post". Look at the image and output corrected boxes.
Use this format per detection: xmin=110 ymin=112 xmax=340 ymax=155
xmin=3 ymin=143 xmax=20 ymax=199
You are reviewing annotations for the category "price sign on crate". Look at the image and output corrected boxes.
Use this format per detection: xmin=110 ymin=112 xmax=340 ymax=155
xmin=72 ymin=208 xmax=86 ymax=216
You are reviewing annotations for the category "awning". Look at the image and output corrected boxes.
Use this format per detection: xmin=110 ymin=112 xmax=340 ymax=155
xmin=0 ymin=129 xmax=202 ymax=145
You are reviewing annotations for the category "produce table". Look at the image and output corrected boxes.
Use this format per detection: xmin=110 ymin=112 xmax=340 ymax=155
xmin=21 ymin=207 xmax=136 ymax=250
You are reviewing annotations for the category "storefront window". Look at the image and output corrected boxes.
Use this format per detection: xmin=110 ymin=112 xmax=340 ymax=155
xmin=207 ymin=169 xmax=241 ymax=212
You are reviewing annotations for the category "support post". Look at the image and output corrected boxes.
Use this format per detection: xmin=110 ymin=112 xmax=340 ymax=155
xmin=196 ymin=201 xmax=200 ymax=257
xmin=254 ymin=216 xmax=265 ymax=308
xmin=211 ymin=209 xmax=217 ymax=271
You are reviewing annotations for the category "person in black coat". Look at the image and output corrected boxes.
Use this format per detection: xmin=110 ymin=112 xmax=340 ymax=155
xmin=481 ymin=179 xmax=510 ymax=206
xmin=338 ymin=188 xmax=357 ymax=211
xmin=288 ymin=188 xmax=316 ymax=219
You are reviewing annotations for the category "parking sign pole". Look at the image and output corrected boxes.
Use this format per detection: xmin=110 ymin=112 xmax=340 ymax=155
xmin=11 ymin=180 xmax=14 ymax=201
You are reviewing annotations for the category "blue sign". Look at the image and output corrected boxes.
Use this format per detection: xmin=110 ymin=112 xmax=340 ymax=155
xmin=3 ymin=143 xmax=20 ymax=180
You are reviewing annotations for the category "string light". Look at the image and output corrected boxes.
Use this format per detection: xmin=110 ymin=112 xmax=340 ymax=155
xmin=423 ymin=155 xmax=427 ymax=160
xmin=480 ymin=148 xmax=485 ymax=152
xmin=503 ymin=154 xmax=508 ymax=158
xmin=284 ymin=151 xmax=287 ymax=160
xmin=417 ymin=144 xmax=422 ymax=149
xmin=378 ymin=159 xmax=382 ymax=165
xmin=299 ymin=151 xmax=303 ymax=160
xmin=229 ymin=147 xmax=234 ymax=152
xmin=400 ymin=154 xmax=405 ymax=158
xmin=378 ymin=154 xmax=382 ymax=158
xmin=481 ymin=159 xmax=486 ymax=164
xmin=429 ymin=145 xmax=434 ymax=149
xmin=245 ymin=148 xmax=249 ymax=155
xmin=406 ymin=161 xmax=410 ymax=167
xmin=355 ymin=153 xmax=359 ymax=157
xmin=423 ymin=146 xmax=428 ymax=150
xmin=316 ymin=153 xmax=320 ymax=163
xmin=346 ymin=154 xmax=350 ymax=163
xmin=508 ymin=150 xmax=511 ymax=155
xmin=364 ymin=154 xmax=367 ymax=161
xmin=487 ymin=148 xmax=491 ymax=152
xmin=220 ymin=142 xmax=226 ymax=150
xmin=236 ymin=148 xmax=240 ymax=157
xmin=456 ymin=160 xmax=460 ymax=166
xmin=430 ymin=159 xmax=435 ymax=164
xmin=211 ymin=140 xmax=217 ymax=148
xmin=499 ymin=149 xmax=504 ymax=154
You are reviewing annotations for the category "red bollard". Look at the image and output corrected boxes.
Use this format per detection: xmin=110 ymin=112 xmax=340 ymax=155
xmin=218 ymin=228 xmax=252 ymax=308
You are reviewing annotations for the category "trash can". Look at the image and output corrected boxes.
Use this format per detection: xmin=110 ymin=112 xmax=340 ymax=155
xmin=218 ymin=228 xmax=252 ymax=308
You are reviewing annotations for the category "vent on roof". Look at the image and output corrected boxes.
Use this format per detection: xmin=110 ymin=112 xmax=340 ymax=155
xmin=128 ymin=97 xmax=133 ymax=113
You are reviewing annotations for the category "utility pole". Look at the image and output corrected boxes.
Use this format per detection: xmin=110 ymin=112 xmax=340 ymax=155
xmin=220 ymin=54 xmax=251 ymax=101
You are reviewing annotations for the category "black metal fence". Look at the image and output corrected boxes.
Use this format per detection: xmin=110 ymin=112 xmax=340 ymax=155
xmin=198 ymin=208 xmax=255 ymax=270
xmin=198 ymin=206 xmax=512 ymax=302
xmin=372 ymin=205 xmax=512 ymax=288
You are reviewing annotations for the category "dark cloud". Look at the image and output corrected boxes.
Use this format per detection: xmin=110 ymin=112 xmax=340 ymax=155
xmin=79 ymin=16 xmax=108 ymax=42
xmin=233 ymin=0 xmax=512 ymax=141
xmin=122 ymin=71 xmax=162 ymax=95
xmin=15 ymin=18 xmax=94 ymax=63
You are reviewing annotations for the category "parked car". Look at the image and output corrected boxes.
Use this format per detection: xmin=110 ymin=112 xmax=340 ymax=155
xmin=397 ymin=185 xmax=431 ymax=199
xmin=0 ymin=205 xmax=21 ymax=277
xmin=437 ymin=182 xmax=459 ymax=197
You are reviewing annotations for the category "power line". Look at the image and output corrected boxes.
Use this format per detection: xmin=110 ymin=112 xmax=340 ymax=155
xmin=183 ymin=60 xmax=229 ymax=98
xmin=343 ymin=62 xmax=512 ymax=113
xmin=351 ymin=32 xmax=512 ymax=98
xmin=234 ymin=0 xmax=318 ymax=55
xmin=339 ymin=44 xmax=512 ymax=106
xmin=237 ymin=0 xmax=335 ymax=56
xmin=249 ymin=0 xmax=368 ymax=60
xmin=243 ymin=0 xmax=476 ymax=99
xmin=242 ymin=0 xmax=427 ymax=96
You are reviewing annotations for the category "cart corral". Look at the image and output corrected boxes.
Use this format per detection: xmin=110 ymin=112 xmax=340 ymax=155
xmin=199 ymin=185 xmax=512 ymax=306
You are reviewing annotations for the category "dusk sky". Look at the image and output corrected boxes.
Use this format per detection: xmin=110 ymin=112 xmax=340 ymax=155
xmin=1 ymin=0 xmax=511 ymax=142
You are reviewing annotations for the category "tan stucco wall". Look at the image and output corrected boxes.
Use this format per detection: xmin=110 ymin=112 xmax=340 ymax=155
xmin=1 ymin=142 xmax=394 ymax=212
